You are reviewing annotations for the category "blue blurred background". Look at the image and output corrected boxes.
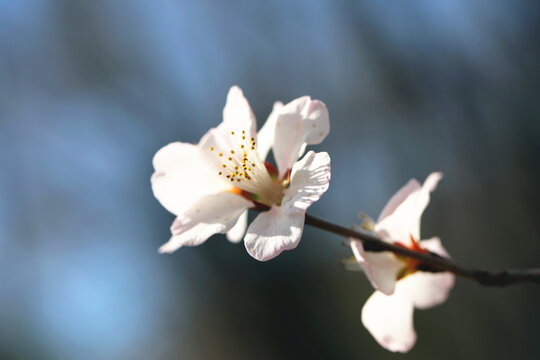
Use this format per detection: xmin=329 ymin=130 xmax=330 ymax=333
xmin=1 ymin=1 xmax=539 ymax=359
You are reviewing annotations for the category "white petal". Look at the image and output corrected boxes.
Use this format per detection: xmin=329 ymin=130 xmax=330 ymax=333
xmin=272 ymin=97 xmax=329 ymax=177
xmin=222 ymin=86 xmax=257 ymax=139
xmin=375 ymin=172 xmax=443 ymax=243
xmin=377 ymin=179 xmax=421 ymax=223
xmin=419 ymin=236 xmax=451 ymax=258
xmin=398 ymin=237 xmax=455 ymax=309
xmin=198 ymin=125 xmax=256 ymax=178
xmin=280 ymin=151 xmax=331 ymax=215
xmin=171 ymin=192 xmax=252 ymax=233
xmin=257 ymin=101 xmax=283 ymax=160
xmin=151 ymin=142 xmax=230 ymax=216
xmin=198 ymin=127 xmax=235 ymax=170
xmin=341 ymin=256 xmax=364 ymax=272
xmin=362 ymin=291 xmax=416 ymax=353
xmin=351 ymin=240 xmax=403 ymax=295
xmin=397 ymin=271 xmax=455 ymax=311
xmin=159 ymin=222 xmax=230 ymax=253
xmin=244 ymin=206 xmax=305 ymax=261
xmin=159 ymin=192 xmax=252 ymax=253
xmin=226 ymin=210 xmax=248 ymax=243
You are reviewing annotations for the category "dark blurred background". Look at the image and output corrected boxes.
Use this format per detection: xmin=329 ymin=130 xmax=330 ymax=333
xmin=1 ymin=1 xmax=539 ymax=359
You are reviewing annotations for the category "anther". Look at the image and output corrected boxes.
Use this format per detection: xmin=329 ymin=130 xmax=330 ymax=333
xmin=209 ymin=147 xmax=214 ymax=151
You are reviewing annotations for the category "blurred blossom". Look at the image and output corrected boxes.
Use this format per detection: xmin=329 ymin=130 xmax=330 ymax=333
xmin=351 ymin=173 xmax=454 ymax=352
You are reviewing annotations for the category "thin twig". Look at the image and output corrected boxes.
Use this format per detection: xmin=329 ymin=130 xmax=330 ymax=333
xmin=304 ymin=213 xmax=540 ymax=287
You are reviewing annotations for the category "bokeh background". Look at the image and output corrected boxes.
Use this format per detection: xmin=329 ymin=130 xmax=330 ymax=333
xmin=1 ymin=1 xmax=539 ymax=359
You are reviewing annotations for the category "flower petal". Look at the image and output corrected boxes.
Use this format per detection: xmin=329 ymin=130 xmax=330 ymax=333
xmin=398 ymin=237 xmax=455 ymax=309
xmin=362 ymin=290 xmax=416 ymax=353
xmin=198 ymin=127 xmax=236 ymax=170
xmin=159 ymin=192 xmax=252 ymax=253
xmin=398 ymin=271 xmax=455 ymax=311
xmin=257 ymin=101 xmax=283 ymax=160
xmin=226 ymin=210 xmax=248 ymax=243
xmin=222 ymin=86 xmax=257 ymax=139
xmin=159 ymin=222 xmax=230 ymax=253
xmin=171 ymin=192 xmax=253 ymax=234
xmin=151 ymin=142 xmax=231 ymax=216
xmin=375 ymin=172 xmax=443 ymax=243
xmin=244 ymin=205 xmax=305 ymax=261
xmin=351 ymin=240 xmax=403 ymax=295
xmin=377 ymin=179 xmax=421 ymax=223
xmin=341 ymin=256 xmax=364 ymax=271
xmin=272 ymin=97 xmax=329 ymax=177
xmin=419 ymin=236 xmax=451 ymax=258
xmin=281 ymin=151 xmax=331 ymax=215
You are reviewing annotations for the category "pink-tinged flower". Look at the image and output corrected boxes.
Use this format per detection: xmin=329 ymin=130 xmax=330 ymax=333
xmin=350 ymin=172 xmax=454 ymax=352
xmin=151 ymin=86 xmax=331 ymax=261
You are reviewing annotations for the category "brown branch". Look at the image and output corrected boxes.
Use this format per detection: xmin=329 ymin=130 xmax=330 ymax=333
xmin=304 ymin=213 xmax=540 ymax=287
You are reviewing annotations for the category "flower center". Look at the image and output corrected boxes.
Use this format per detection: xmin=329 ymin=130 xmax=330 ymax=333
xmin=395 ymin=234 xmax=429 ymax=280
xmin=209 ymin=129 xmax=284 ymax=206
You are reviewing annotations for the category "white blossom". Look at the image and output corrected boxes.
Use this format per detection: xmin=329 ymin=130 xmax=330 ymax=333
xmin=351 ymin=173 xmax=454 ymax=352
xmin=152 ymin=86 xmax=331 ymax=260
